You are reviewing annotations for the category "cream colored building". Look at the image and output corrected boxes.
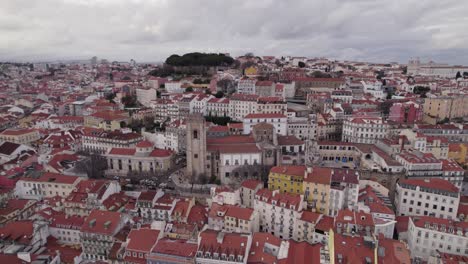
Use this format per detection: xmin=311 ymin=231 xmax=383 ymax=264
xmin=0 ymin=129 xmax=40 ymax=145
xmin=423 ymin=95 xmax=468 ymax=123
xmin=15 ymin=172 xmax=82 ymax=200
xmin=105 ymin=141 xmax=174 ymax=176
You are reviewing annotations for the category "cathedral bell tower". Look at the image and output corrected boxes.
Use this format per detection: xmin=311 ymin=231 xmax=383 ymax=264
xmin=186 ymin=114 xmax=207 ymax=183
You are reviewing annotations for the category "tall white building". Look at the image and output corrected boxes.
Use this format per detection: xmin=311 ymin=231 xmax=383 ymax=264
xmin=15 ymin=172 xmax=82 ymax=200
xmin=407 ymin=216 xmax=468 ymax=261
xmin=361 ymin=80 xmax=386 ymax=99
xmin=254 ymin=189 xmax=303 ymax=240
xmin=395 ymin=178 xmax=460 ymax=219
xmin=342 ymin=117 xmax=389 ymax=144
xmin=237 ymin=77 xmax=256 ymax=94
xmin=136 ymin=88 xmax=157 ymax=107
xmin=243 ymin=113 xmax=287 ymax=136
xmin=229 ymin=94 xmax=259 ymax=121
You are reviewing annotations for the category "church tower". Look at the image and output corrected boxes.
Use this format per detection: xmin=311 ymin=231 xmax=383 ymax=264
xmin=186 ymin=114 xmax=207 ymax=183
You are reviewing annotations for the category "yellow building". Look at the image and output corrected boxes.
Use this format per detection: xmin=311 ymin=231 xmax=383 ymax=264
xmin=303 ymin=167 xmax=332 ymax=214
xmin=448 ymin=143 xmax=468 ymax=166
xmin=0 ymin=128 xmax=40 ymax=145
xmin=84 ymin=110 xmax=130 ymax=131
xmin=423 ymin=95 xmax=468 ymax=124
xmin=268 ymin=165 xmax=305 ymax=195
xmin=244 ymin=66 xmax=258 ymax=77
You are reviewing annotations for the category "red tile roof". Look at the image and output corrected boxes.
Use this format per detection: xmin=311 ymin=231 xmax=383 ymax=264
xmin=136 ymin=140 xmax=153 ymax=148
xmin=109 ymin=147 xmax=136 ymax=155
xmin=151 ymin=238 xmax=198 ymax=258
xmin=299 ymin=211 xmax=322 ymax=223
xmin=281 ymin=241 xmax=322 ymax=264
xmin=410 ymin=215 xmax=468 ymax=236
xmin=81 ymin=210 xmax=123 ymax=236
xmin=304 ymin=167 xmax=332 ymax=185
xmin=244 ymin=113 xmax=286 ymax=119
xmin=126 ymin=228 xmax=160 ymax=253
xmin=333 ymin=234 xmax=376 ymax=263
xmin=0 ymin=129 xmax=37 ymax=136
xmin=378 ymin=237 xmax=411 ymax=264
xmin=149 ymin=148 xmax=173 ymax=157
xmin=198 ymin=230 xmax=248 ymax=257
xmin=277 ymin=135 xmax=304 ymax=146
xmin=0 ymin=220 xmax=34 ymax=245
xmin=270 ymin=165 xmax=306 ymax=177
xmin=399 ymin=178 xmax=459 ymax=193
xmin=240 ymin=179 xmax=263 ymax=190
xmin=248 ymin=232 xmax=282 ymax=264
xmin=20 ymin=172 xmax=79 ymax=185
xmin=225 ymin=206 xmax=254 ymax=221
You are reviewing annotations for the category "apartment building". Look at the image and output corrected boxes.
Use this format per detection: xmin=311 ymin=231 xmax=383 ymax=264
xmin=268 ymin=165 xmax=305 ymax=195
xmin=239 ymin=179 xmax=263 ymax=208
xmin=80 ymin=210 xmax=128 ymax=262
xmin=407 ymin=216 xmax=468 ymax=261
xmin=15 ymin=172 xmax=82 ymax=200
xmin=0 ymin=128 xmax=40 ymax=145
xmin=243 ymin=113 xmax=287 ymax=136
xmin=303 ymin=167 xmax=332 ymax=215
xmin=237 ymin=77 xmax=256 ymax=94
xmin=196 ymin=230 xmax=251 ymax=264
xmin=423 ymin=95 xmax=468 ymax=123
xmin=342 ymin=117 xmax=389 ymax=144
xmin=228 ymin=93 xmax=258 ymax=121
xmin=395 ymin=178 xmax=460 ymax=219
xmin=254 ymin=189 xmax=303 ymax=240
xmin=81 ymin=129 xmax=143 ymax=154
xmin=395 ymin=151 xmax=442 ymax=177
xmin=105 ymin=141 xmax=174 ymax=176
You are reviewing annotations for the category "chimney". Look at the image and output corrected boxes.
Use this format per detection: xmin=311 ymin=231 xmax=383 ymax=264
xmin=216 ymin=232 xmax=225 ymax=244
xmin=399 ymin=135 xmax=405 ymax=151
xmin=89 ymin=219 xmax=96 ymax=228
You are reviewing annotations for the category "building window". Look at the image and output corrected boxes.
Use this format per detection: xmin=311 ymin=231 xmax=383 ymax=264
xmin=193 ymin=130 xmax=198 ymax=139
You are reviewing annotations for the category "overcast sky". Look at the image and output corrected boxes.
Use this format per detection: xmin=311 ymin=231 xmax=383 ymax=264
xmin=1 ymin=0 xmax=468 ymax=64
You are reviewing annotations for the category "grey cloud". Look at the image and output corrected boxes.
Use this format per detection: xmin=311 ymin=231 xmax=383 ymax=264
xmin=0 ymin=0 xmax=467 ymax=64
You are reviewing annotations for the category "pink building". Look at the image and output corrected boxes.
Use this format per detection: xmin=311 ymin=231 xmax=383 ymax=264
xmin=389 ymin=101 xmax=423 ymax=124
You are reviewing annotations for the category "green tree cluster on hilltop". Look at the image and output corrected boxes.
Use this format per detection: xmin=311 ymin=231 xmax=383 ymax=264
xmin=165 ymin=52 xmax=234 ymax=67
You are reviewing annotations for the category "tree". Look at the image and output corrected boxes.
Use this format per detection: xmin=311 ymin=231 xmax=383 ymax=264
xmin=165 ymin=52 xmax=234 ymax=67
xmin=186 ymin=87 xmax=194 ymax=92
xmin=205 ymin=89 xmax=212 ymax=95
xmin=244 ymin=52 xmax=254 ymax=58
xmin=402 ymin=66 xmax=407 ymax=74
xmin=375 ymin=70 xmax=385 ymax=80
xmin=413 ymin=86 xmax=430 ymax=97
xmin=74 ymin=154 xmax=108 ymax=179
xmin=105 ymin=92 xmax=116 ymax=103
xmin=144 ymin=116 xmax=156 ymax=131
xmin=215 ymin=91 xmax=224 ymax=98
xmin=464 ymin=72 xmax=468 ymax=79
xmin=298 ymin=61 xmax=306 ymax=68
xmin=274 ymin=59 xmax=282 ymax=67
xmin=386 ymin=90 xmax=394 ymax=99
xmin=217 ymin=79 xmax=235 ymax=94
xmin=456 ymin=71 xmax=462 ymax=79
xmin=378 ymin=100 xmax=393 ymax=116
xmin=310 ymin=71 xmax=332 ymax=78
xmin=121 ymin=95 xmax=138 ymax=108
xmin=204 ymin=115 xmax=232 ymax=126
